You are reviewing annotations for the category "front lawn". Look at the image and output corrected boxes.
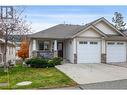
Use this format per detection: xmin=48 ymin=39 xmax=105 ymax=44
xmin=0 ymin=67 xmax=77 ymax=89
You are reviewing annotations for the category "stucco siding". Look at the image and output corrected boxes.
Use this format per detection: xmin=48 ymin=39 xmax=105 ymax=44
xmin=65 ymin=40 xmax=74 ymax=63
xmin=6 ymin=46 xmax=16 ymax=65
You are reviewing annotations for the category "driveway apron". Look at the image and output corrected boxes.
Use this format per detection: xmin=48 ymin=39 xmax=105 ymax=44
xmin=56 ymin=63 xmax=127 ymax=84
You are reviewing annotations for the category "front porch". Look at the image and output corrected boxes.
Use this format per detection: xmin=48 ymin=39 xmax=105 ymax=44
xmin=30 ymin=39 xmax=66 ymax=59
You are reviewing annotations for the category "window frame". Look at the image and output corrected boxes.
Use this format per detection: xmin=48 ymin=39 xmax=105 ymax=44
xmin=90 ymin=41 xmax=98 ymax=45
xmin=107 ymin=42 xmax=115 ymax=45
xmin=38 ymin=40 xmax=50 ymax=51
xmin=79 ymin=41 xmax=88 ymax=44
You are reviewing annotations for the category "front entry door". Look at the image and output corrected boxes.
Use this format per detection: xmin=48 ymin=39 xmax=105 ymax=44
xmin=57 ymin=42 xmax=63 ymax=58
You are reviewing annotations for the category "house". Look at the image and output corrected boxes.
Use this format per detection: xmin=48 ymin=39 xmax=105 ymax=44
xmin=0 ymin=38 xmax=16 ymax=66
xmin=29 ymin=17 xmax=127 ymax=64
xmin=8 ymin=35 xmax=27 ymax=60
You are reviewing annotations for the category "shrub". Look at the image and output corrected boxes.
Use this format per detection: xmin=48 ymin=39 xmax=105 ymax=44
xmin=27 ymin=57 xmax=48 ymax=68
xmin=26 ymin=57 xmax=62 ymax=68
xmin=26 ymin=59 xmax=31 ymax=65
xmin=52 ymin=57 xmax=62 ymax=65
xmin=48 ymin=60 xmax=55 ymax=67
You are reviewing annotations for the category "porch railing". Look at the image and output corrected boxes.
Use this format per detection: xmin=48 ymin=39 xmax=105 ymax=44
xmin=32 ymin=50 xmax=54 ymax=59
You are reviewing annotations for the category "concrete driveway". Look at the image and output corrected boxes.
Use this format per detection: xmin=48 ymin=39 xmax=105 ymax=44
xmin=56 ymin=63 xmax=127 ymax=84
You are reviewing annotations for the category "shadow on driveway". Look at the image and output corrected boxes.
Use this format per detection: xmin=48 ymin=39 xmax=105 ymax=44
xmin=80 ymin=79 xmax=127 ymax=89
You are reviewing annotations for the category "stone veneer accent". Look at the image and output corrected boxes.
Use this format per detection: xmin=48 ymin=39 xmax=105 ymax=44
xmin=74 ymin=53 xmax=77 ymax=64
xmin=101 ymin=53 xmax=106 ymax=64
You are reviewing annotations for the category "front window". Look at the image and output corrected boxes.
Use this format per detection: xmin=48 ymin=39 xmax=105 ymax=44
xmin=38 ymin=41 xmax=50 ymax=50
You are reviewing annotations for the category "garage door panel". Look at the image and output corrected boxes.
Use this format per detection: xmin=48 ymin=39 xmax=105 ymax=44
xmin=77 ymin=41 xmax=101 ymax=63
xmin=107 ymin=41 xmax=126 ymax=63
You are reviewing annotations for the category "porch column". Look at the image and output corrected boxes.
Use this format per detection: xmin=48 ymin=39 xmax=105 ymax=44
xmin=32 ymin=39 xmax=37 ymax=57
xmin=101 ymin=38 xmax=106 ymax=64
xmin=33 ymin=39 xmax=36 ymax=51
xmin=73 ymin=38 xmax=77 ymax=64
xmin=54 ymin=40 xmax=58 ymax=57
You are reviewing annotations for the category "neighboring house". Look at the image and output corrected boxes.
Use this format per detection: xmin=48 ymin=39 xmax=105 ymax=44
xmin=29 ymin=17 xmax=127 ymax=64
xmin=0 ymin=38 xmax=16 ymax=66
xmin=8 ymin=35 xmax=27 ymax=60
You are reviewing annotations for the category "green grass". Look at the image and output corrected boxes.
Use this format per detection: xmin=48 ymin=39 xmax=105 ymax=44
xmin=0 ymin=67 xmax=77 ymax=89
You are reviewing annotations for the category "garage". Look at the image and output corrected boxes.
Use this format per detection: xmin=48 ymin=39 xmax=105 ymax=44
xmin=107 ymin=41 xmax=126 ymax=63
xmin=77 ymin=40 xmax=101 ymax=63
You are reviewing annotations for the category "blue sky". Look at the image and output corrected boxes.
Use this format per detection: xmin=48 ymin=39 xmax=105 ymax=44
xmin=22 ymin=6 xmax=127 ymax=33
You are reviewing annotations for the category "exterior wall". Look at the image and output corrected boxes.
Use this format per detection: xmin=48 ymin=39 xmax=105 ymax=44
xmin=0 ymin=44 xmax=16 ymax=66
xmin=6 ymin=46 xmax=16 ymax=65
xmin=72 ymin=38 xmax=77 ymax=64
xmin=95 ymin=21 xmax=119 ymax=35
xmin=78 ymin=28 xmax=101 ymax=37
xmin=63 ymin=40 xmax=66 ymax=59
xmin=65 ymin=39 xmax=74 ymax=63
xmin=0 ymin=45 xmax=4 ymax=65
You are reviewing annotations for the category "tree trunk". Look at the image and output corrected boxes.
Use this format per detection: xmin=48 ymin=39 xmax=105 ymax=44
xmin=23 ymin=59 xmax=25 ymax=65
xmin=22 ymin=58 xmax=26 ymax=67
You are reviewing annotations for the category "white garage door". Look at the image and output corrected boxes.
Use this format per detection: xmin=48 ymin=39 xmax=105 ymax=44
xmin=77 ymin=40 xmax=101 ymax=63
xmin=107 ymin=41 xmax=126 ymax=63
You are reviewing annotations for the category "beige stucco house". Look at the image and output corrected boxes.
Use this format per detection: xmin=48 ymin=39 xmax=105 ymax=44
xmin=0 ymin=38 xmax=16 ymax=66
xmin=29 ymin=17 xmax=127 ymax=64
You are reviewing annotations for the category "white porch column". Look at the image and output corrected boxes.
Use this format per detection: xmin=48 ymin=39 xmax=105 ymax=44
xmin=54 ymin=40 xmax=58 ymax=57
xmin=33 ymin=39 xmax=36 ymax=51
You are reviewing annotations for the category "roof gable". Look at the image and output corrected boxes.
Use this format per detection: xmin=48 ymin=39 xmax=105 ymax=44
xmin=78 ymin=28 xmax=102 ymax=37
xmin=95 ymin=21 xmax=119 ymax=35
xmin=92 ymin=17 xmax=126 ymax=37
xmin=72 ymin=25 xmax=107 ymax=38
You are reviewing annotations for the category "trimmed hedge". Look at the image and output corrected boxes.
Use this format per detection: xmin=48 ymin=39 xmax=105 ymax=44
xmin=52 ymin=57 xmax=62 ymax=65
xmin=26 ymin=57 xmax=62 ymax=68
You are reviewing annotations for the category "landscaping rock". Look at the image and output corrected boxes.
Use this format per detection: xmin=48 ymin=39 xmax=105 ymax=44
xmin=16 ymin=81 xmax=32 ymax=86
xmin=0 ymin=83 xmax=8 ymax=87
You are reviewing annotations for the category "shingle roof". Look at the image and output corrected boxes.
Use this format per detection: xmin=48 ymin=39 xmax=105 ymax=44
xmin=29 ymin=24 xmax=85 ymax=39
xmin=29 ymin=17 xmax=126 ymax=39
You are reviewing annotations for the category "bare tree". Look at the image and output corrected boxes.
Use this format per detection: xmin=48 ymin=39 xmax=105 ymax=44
xmin=0 ymin=6 xmax=31 ymax=72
